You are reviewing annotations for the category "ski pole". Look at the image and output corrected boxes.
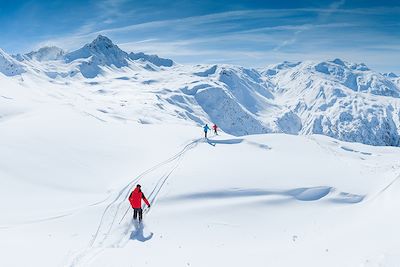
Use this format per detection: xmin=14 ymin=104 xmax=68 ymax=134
xmin=119 ymin=206 xmax=130 ymax=224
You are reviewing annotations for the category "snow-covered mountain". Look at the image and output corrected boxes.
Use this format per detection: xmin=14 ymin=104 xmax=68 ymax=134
xmin=22 ymin=46 xmax=65 ymax=61
xmin=3 ymin=35 xmax=400 ymax=267
xmin=383 ymin=72 xmax=400 ymax=88
xmin=64 ymin=35 xmax=130 ymax=78
xmin=383 ymin=72 xmax=399 ymax=79
xmin=9 ymin=35 xmax=174 ymax=78
xmin=262 ymin=60 xmax=400 ymax=146
xmin=1 ymin=35 xmax=400 ymax=146
xmin=63 ymin=35 xmax=174 ymax=77
xmin=129 ymin=52 xmax=174 ymax=67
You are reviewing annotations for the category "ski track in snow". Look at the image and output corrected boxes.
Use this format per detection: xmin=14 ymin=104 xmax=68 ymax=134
xmin=370 ymin=173 xmax=400 ymax=201
xmin=66 ymin=138 xmax=202 ymax=267
xmin=0 ymin=196 xmax=112 ymax=229
xmin=66 ymin=135 xmax=374 ymax=266
xmin=2 ymin=121 xmax=397 ymax=267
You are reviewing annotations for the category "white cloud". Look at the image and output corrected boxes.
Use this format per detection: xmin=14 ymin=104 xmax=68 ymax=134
xmin=32 ymin=5 xmax=400 ymax=72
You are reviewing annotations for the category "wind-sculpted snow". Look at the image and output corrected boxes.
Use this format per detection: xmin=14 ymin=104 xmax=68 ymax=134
xmin=1 ymin=35 xmax=400 ymax=146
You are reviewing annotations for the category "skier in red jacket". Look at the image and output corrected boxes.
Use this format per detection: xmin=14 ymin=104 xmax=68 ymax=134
xmin=212 ymin=124 xmax=218 ymax=135
xmin=129 ymin=184 xmax=150 ymax=222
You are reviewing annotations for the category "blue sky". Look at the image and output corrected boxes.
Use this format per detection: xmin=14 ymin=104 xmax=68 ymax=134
xmin=0 ymin=0 xmax=399 ymax=72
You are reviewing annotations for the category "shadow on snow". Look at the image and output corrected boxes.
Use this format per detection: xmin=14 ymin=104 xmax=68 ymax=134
xmin=206 ymin=138 xmax=244 ymax=146
xmin=163 ymin=186 xmax=364 ymax=204
xmin=130 ymin=222 xmax=153 ymax=242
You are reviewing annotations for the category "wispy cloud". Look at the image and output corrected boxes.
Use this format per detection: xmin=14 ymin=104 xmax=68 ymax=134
xmin=37 ymin=8 xmax=355 ymax=50
xmin=30 ymin=1 xmax=400 ymax=73
xmin=273 ymin=0 xmax=347 ymax=51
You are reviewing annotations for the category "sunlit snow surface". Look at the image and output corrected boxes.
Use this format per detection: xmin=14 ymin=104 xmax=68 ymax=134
xmin=1 ymin=37 xmax=400 ymax=266
xmin=1 ymin=76 xmax=400 ymax=266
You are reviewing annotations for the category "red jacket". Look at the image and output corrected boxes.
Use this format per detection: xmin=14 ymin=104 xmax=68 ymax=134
xmin=213 ymin=124 xmax=218 ymax=130
xmin=129 ymin=187 xmax=150 ymax=208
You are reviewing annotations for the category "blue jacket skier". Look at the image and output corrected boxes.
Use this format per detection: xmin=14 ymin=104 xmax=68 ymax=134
xmin=203 ymin=124 xmax=210 ymax=138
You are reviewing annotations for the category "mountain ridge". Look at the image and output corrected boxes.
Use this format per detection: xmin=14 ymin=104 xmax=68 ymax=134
xmin=1 ymin=36 xmax=400 ymax=146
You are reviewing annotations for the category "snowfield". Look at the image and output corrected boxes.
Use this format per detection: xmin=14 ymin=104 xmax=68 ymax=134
xmin=1 ymin=36 xmax=400 ymax=267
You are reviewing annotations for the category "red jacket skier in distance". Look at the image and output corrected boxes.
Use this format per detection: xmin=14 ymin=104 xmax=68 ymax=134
xmin=129 ymin=185 xmax=150 ymax=208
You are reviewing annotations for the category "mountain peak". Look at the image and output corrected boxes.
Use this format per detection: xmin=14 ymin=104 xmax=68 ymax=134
xmin=65 ymin=35 xmax=127 ymax=62
xmin=327 ymin=58 xmax=370 ymax=71
xmin=383 ymin=72 xmax=398 ymax=78
xmin=64 ymin=35 xmax=128 ymax=78
xmin=89 ymin=35 xmax=115 ymax=48
xmin=331 ymin=58 xmax=346 ymax=66
xmin=82 ymin=35 xmax=124 ymax=56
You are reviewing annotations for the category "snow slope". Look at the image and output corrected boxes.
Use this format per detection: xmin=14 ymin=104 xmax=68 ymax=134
xmin=0 ymin=49 xmax=26 ymax=76
xmin=1 ymin=54 xmax=400 ymax=267
xmin=1 ymin=35 xmax=400 ymax=267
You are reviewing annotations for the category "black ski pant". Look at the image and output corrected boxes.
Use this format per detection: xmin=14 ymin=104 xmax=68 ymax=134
xmin=133 ymin=208 xmax=143 ymax=222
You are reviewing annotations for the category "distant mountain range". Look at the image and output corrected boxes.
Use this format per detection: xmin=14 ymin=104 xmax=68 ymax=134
xmin=1 ymin=35 xmax=400 ymax=146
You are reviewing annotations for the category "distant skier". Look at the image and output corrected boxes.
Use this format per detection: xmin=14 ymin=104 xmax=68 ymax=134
xmin=128 ymin=184 xmax=150 ymax=222
xmin=203 ymin=124 xmax=210 ymax=138
xmin=212 ymin=124 xmax=218 ymax=135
